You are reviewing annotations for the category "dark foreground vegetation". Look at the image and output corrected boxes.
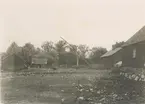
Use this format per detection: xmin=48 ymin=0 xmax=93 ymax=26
xmin=1 ymin=68 xmax=145 ymax=104
xmin=71 ymin=69 xmax=145 ymax=104
xmin=1 ymin=68 xmax=109 ymax=104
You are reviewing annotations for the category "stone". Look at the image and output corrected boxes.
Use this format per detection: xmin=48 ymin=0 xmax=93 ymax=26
xmin=78 ymin=97 xmax=84 ymax=100
xmin=79 ymin=89 xmax=83 ymax=92
xmin=142 ymin=78 xmax=145 ymax=81
xmin=129 ymin=75 xmax=132 ymax=79
xmin=97 ymin=90 xmax=101 ymax=94
xmin=132 ymin=74 xmax=136 ymax=78
xmin=141 ymin=75 xmax=145 ymax=78
xmin=61 ymin=98 xmax=65 ymax=102
xmin=90 ymin=88 xmax=93 ymax=92
xmin=135 ymin=76 xmax=139 ymax=81
xmin=125 ymin=73 xmax=128 ymax=77
xmin=139 ymin=78 xmax=142 ymax=81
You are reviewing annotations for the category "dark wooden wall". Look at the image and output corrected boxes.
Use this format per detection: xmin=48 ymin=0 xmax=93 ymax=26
xmin=122 ymin=41 xmax=145 ymax=68
xmin=101 ymin=49 xmax=122 ymax=69
xmin=1 ymin=54 xmax=25 ymax=71
xmin=101 ymin=57 xmax=114 ymax=68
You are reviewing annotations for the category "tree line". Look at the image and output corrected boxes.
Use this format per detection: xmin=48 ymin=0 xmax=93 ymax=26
xmin=3 ymin=40 xmax=124 ymax=67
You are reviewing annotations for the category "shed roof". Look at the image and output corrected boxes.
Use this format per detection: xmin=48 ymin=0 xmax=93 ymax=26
xmin=123 ymin=26 xmax=145 ymax=47
xmin=32 ymin=58 xmax=47 ymax=64
xmin=1 ymin=53 xmax=25 ymax=62
xmin=101 ymin=47 xmax=122 ymax=58
xmin=33 ymin=52 xmax=53 ymax=59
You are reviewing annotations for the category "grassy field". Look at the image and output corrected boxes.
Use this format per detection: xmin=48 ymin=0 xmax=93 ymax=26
xmin=1 ymin=68 xmax=110 ymax=104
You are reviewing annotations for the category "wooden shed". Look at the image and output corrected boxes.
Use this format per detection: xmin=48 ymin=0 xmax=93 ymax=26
xmin=122 ymin=26 xmax=145 ymax=68
xmin=31 ymin=52 xmax=54 ymax=68
xmin=31 ymin=57 xmax=48 ymax=68
xmin=101 ymin=47 xmax=122 ymax=68
xmin=1 ymin=53 xmax=26 ymax=71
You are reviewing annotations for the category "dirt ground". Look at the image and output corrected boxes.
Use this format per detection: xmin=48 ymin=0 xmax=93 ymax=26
xmin=1 ymin=68 xmax=110 ymax=104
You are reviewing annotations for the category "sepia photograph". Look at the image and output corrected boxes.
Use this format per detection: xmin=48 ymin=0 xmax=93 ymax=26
xmin=0 ymin=0 xmax=145 ymax=104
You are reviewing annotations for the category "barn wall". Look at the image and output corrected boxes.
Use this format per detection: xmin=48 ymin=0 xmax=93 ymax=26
xmin=14 ymin=54 xmax=25 ymax=70
xmin=1 ymin=55 xmax=15 ymax=71
xmin=112 ymin=49 xmax=122 ymax=64
xmin=102 ymin=57 xmax=114 ymax=68
xmin=101 ymin=49 xmax=122 ymax=69
xmin=122 ymin=41 xmax=145 ymax=68
xmin=1 ymin=54 xmax=25 ymax=71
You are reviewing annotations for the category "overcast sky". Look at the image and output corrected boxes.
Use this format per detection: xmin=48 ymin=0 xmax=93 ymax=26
xmin=0 ymin=0 xmax=145 ymax=52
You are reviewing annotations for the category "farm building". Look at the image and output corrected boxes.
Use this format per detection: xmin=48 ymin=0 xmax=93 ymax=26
xmin=122 ymin=26 xmax=145 ymax=68
xmin=101 ymin=47 xmax=122 ymax=68
xmin=31 ymin=57 xmax=47 ymax=68
xmin=1 ymin=53 xmax=26 ymax=71
xmin=31 ymin=52 xmax=54 ymax=68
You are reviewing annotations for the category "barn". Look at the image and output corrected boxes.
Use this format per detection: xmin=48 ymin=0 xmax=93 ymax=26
xmin=101 ymin=47 xmax=122 ymax=68
xmin=122 ymin=26 xmax=145 ymax=68
xmin=1 ymin=53 xmax=26 ymax=71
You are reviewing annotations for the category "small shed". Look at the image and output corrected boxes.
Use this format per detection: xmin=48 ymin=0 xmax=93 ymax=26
xmin=31 ymin=58 xmax=48 ymax=68
xmin=31 ymin=52 xmax=54 ymax=68
xmin=122 ymin=26 xmax=145 ymax=68
xmin=1 ymin=53 xmax=26 ymax=71
xmin=101 ymin=47 xmax=122 ymax=68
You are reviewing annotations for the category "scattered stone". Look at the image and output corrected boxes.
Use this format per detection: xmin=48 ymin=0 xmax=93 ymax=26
xmin=79 ymin=89 xmax=83 ymax=92
xmin=78 ymin=96 xmax=84 ymax=100
xmin=99 ymin=98 xmax=105 ymax=101
xmin=61 ymin=98 xmax=65 ymax=102
xmin=61 ymin=90 xmax=64 ymax=92
xmin=129 ymin=75 xmax=132 ymax=79
xmin=87 ymin=98 xmax=93 ymax=101
xmin=79 ymin=84 xmax=83 ymax=87
xmin=90 ymin=88 xmax=93 ymax=92
xmin=135 ymin=76 xmax=139 ymax=81
xmin=125 ymin=73 xmax=128 ymax=77
xmin=86 ymin=90 xmax=89 ymax=92
xmin=143 ymin=78 xmax=145 ymax=81
xmin=141 ymin=75 xmax=145 ymax=78
xmin=132 ymin=74 xmax=136 ymax=78
xmin=97 ymin=91 xmax=101 ymax=94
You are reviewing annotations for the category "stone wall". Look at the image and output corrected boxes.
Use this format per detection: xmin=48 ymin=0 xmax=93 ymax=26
xmin=119 ymin=67 xmax=145 ymax=81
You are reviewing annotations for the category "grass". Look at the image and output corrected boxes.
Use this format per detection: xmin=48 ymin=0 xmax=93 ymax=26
xmin=1 ymin=68 xmax=110 ymax=104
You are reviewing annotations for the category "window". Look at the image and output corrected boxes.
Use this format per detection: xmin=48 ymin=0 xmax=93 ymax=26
xmin=133 ymin=48 xmax=136 ymax=58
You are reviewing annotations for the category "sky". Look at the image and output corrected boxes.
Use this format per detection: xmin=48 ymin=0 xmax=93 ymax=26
xmin=0 ymin=0 xmax=145 ymax=52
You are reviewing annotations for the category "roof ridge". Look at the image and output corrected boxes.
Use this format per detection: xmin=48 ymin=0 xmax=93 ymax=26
xmin=101 ymin=47 xmax=122 ymax=58
xmin=123 ymin=25 xmax=145 ymax=47
xmin=1 ymin=52 xmax=26 ymax=64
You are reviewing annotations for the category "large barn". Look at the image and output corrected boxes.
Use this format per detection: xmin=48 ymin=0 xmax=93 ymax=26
xmin=1 ymin=53 xmax=26 ymax=71
xmin=101 ymin=47 xmax=122 ymax=68
xmin=122 ymin=26 xmax=145 ymax=68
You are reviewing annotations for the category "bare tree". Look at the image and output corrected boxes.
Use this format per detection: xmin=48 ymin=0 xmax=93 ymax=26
xmin=89 ymin=47 xmax=107 ymax=63
xmin=112 ymin=41 xmax=125 ymax=50
xmin=78 ymin=44 xmax=89 ymax=58
xmin=41 ymin=41 xmax=54 ymax=52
